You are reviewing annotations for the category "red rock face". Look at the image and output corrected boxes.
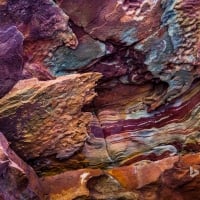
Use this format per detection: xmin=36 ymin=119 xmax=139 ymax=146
xmin=0 ymin=0 xmax=200 ymax=199
xmin=40 ymin=154 xmax=200 ymax=200
xmin=59 ymin=0 xmax=162 ymax=45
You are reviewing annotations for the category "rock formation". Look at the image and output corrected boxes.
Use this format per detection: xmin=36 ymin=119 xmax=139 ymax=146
xmin=0 ymin=132 xmax=46 ymax=199
xmin=0 ymin=0 xmax=200 ymax=199
xmin=41 ymin=154 xmax=200 ymax=200
xmin=0 ymin=73 xmax=101 ymax=175
xmin=0 ymin=26 xmax=23 ymax=97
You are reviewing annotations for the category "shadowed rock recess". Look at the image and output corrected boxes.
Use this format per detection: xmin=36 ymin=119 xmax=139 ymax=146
xmin=0 ymin=0 xmax=200 ymax=199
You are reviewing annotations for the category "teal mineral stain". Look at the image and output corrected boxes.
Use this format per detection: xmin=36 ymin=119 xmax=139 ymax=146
xmin=45 ymin=35 xmax=107 ymax=76
xmin=162 ymin=0 xmax=183 ymax=50
xmin=145 ymin=32 xmax=173 ymax=66
xmin=120 ymin=27 xmax=138 ymax=46
xmin=161 ymin=0 xmax=177 ymax=25
xmin=168 ymin=23 xmax=183 ymax=50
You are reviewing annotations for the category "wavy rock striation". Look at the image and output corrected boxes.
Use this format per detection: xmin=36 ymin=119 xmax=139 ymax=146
xmin=87 ymin=80 xmax=200 ymax=168
xmin=55 ymin=0 xmax=200 ymax=109
xmin=0 ymin=0 xmax=200 ymax=199
xmin=135 ymin=0 xmax=200 ymax=109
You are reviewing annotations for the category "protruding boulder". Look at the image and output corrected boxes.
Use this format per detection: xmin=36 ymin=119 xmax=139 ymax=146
xmin=0 ymin=72 xmax=101 ymax=175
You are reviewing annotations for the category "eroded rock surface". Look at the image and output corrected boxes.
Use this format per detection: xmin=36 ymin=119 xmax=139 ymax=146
xmin=0 ymin=73 xmax=101 ymax=175
xmin=0 ymin=0 xmax=78 ymax=81
xmin=86 ymin=80 xmax=200 ymax=167
xmin=0 ymin=0 xmax=200 ymax=199
xmin=41 ymin=154 xmax=200 ymax=200
xmin=58 ymin=0 xmax=162 ymax=45
xmin=55 ymin=0 xmax=200 ymax=109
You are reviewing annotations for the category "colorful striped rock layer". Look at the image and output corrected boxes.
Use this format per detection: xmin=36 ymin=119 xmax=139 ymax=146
xmin=87 ymin=80 xmax=200 ymax=168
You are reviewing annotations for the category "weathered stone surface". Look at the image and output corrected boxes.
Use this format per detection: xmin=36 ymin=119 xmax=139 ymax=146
xmin=0 ymin=0 xmax=200 ymax=199
xmin=59 ymin=0 xmax=162 ymax=46
xmin=41 ymin=169 xmax=102 ymax=200
xmin=0 ymin=0 xmax=78 ymax=80
xmin=0 ymin=132 xmax=46 ymax=200
xmin=46 ymin=33 xmax=110 ymax=76
xmin=0 ymin=26 xmax=23 ymax=98
xmin=86 ymin=79 xmax=200 ymax=168
xmin=135 ymin=0 xmax=200 ymax=109
xmin=57 ymin=0 xmax=200 ymax=109
xmin=41 ymin=154 xmax=200 ymax=200
xmin=0 ymin=72 xmax=101 ymax=175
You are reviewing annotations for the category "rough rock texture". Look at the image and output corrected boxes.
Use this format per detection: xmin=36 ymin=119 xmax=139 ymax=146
xmin=41 ymin=154 xmax=200 ymax=200
xmin=0 ymin=0 xmax=200 ymax=199
xmin=0 ymin=0 xmax=78 ymax=81
xmin=87 ymin=80 xmax=200 ymax=167
xmin=0 ymin=132 xmax=46 ymax=200
xmin=58 ymin=0 xmax=162 ymax=45
xmin=0 ymin=73 xmax=101 ymax=175
xmin=56 ymin=0 xmax=200 ymax=109
xmin=135 ymin=0 xmax=200 ymax=109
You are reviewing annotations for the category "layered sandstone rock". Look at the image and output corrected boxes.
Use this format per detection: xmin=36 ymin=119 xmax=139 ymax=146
xmin=87 ymin=80 xmax=200 ymax=167
xmin=0 ymin=0 xmax=200 ymax=199
xmin=58 ymin=0 xmax=162 ymax=45
xmin=55 ymin=0 xmax=200 ymax=109
xmin=0 ymin=73 xmax=101 ymax=175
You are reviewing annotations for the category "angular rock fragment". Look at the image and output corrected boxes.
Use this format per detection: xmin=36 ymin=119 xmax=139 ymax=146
xmin=41 ymin=169 xmax=102 ymax=200
xmin=57 ymin=0 xmax=200 ymax=109
xmin=46 ymin=34 xmax=110 ymax=76
xmin=0 ymin=72 xmax=101 ymax=175
xmin=0 ymin=132 xmax=46 ymax=200
xmin=0 ymin=0 xmax=200 ymax=199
